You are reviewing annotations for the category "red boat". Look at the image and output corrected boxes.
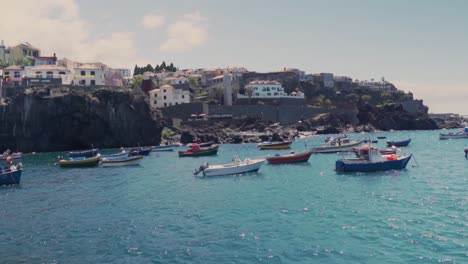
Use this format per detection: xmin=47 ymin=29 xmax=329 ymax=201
xmin=266 ymin=150 xmax=313 ymax=164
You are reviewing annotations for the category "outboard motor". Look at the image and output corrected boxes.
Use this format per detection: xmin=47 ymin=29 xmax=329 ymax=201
xmin=193 ymin=163 xmax=209 ymax=175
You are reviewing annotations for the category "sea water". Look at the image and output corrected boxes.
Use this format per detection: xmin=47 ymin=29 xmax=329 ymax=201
xmin=0 ymin=130 xmax=466 ymax=263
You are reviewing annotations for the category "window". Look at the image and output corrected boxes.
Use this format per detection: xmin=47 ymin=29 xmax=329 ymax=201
xmin=254 ymin=87 xmax=258 ymax=90
xmin=23 ymin=49 xmax=27 ymax=55
xmin=81 ymin=71 xmax=85 ymax=76
xmin=4 ymin=71 xmax=9 ymax=76
xmin=163 ymin=95 xmax=167 ymax=99
xmin=163 ymin=89 xmax=166 ymax=93
xmin=59 ymin=71 xmax=66 ymax=75
xmin=46 ymin=71 xmax=53 ymax=78
xmin=14 ymin=72 xmax=20 ymax=78
xmin=164 ymin=103 xmax=167 ymax=107
xmin=274 ymin=92 xmax=278 ymax=96
xmin=175 ymin=102 xmax=179 ymax=105
xmin=182 ymin=95 xmax=185 ymax=99
xmin=267 ymin=93 xmax=271 ymax=96
xmin=90 ymin=71 xmax=95 ymax=76
xmin=80 ymin=80 xmax=86 ymax=85
xmin=255 ymin=93 xmax=259 ymax=96
xmin=90 ymin=80 xmax=96 ymax=85
xmin=272 ymin=87 xmax=276 ymax=90
xmin=155 ymin=94 xmax=157 ymax=97
xmin=35 ymin=71 xmax=41 ymax=78
xmin=154 ymin=100 xmax=157 ymax=104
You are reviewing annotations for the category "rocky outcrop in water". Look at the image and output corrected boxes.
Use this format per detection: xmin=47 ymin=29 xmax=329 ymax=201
xmin=0 ymin=88 xmax=163 ymax=152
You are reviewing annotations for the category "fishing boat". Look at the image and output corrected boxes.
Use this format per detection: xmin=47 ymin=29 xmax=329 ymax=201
xmin=194 ymin=157 xmax=265 ymax=177
xmin=100 ymin=152 xmax=129 ymax=160
xmin=266 ymin=150 xmax=313 ymax=164
xmin=386 ymin=138 xmax=411 ymax=147
xmin=101 ymin=155 xmax=143 ymax=167
xmin=187 ymin=142 xmax=215 ymax=148
xmin=0 ymin=152 xmax=23 ymax=160
xmin=336 ymin=146 xmax=412 ymax=172
xmin=0 ymin=165 xmax=22 ymax=186
xmin=68 ymin=148 xmax=99 ymax=158
xmin=439 ymin=127 xmax=468 ymax=140
xmin=310 ymin=138 xmax=363 ymax=153
xmin=178 ymin=144 xmax=219 ymax=157
xmin=128 ymin=147 xmax=152 ymax=156
xmin=58 ymin=155 xmax=101 ymax=168
xmin=257 ymin=141 xmax=292 ymax=150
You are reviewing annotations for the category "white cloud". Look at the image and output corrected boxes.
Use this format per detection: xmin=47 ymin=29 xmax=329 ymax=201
xmin=160 ymin=12 xmax=208 ymax=53
xmin=140 ymin=13 xmax=165 ymax=29
xmin=0 ymin=0 xmax=138 ymax=68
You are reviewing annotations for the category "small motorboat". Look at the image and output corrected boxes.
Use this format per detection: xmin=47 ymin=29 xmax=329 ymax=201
xmin=257 ymin=141 xmax=292 ymax=150
xmin=0 ymin=152 xmax=23 ymax=160
xmin=336 ymin=146 xmax=412 ymax=172
xmin=439 ymin=127 xmax=468 ymax=140
xmin=101 ymin=155 xmax=143 ymax=167
xmin=128 ymin=147 xmax=151 ymax=156
xmin=187 ymin=142 xmax=215 ymax=148
xmin=363 ymin=139 xmax=378 ymax=143
xmin=0 ymin=165 xmax=22 ymax=186
xmin=100 ymin=152 xmax=129 ymax=160
xmin=68 ymin=148 xmax=99 ymax=158
xmin=178 ymin=144 xmax=219 ymax=157
xmin=152 ymin=148 xmax=173 ymax=152
xmin=386 ymin=138 xmax=411 ymax=147
xmin=194 ymin=157 xmax=265 ymax=177
xmin=377 ymin=136 xmax=387 ymax=139
xmin=58 ymin=155 xmax=101 ymax=168
xmin=266 ymin=150 xmax=313 ymax=164
xmin=311 ymin=138 xmax=363 ymax=153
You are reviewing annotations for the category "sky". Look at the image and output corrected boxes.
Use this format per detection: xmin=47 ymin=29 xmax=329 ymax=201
xmin=0 ymin=0 xmax=467 ymax=114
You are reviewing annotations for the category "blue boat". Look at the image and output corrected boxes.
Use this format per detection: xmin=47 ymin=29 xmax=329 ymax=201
xmin=0 ymin=166 xmax=22 ymax=186
xmin=69 ymin=148 xmax=99 ymax=158
xmin=386 ymin=138 xmax=411 ymax=147
xmin=336 ymin=147 xmax=412 ymax=172
xmin=100 ymin=152 xmax=129 ymax=160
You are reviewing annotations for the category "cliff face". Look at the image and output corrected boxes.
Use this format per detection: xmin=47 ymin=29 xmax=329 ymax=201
xmin=0 ymin=88 xmax=162 ymax=152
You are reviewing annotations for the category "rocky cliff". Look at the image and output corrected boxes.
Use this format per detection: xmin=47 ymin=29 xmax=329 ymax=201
xmin=0 ymin=88 xmax=162 ymax=153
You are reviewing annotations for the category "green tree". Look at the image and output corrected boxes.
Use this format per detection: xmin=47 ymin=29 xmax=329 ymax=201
xmin=245 ymin=87 xmax=254 ymax=104
xmin=361 ymin=95 xmax=372 ymax=102
xmin=155 ymin=64 xmax=160 ymax=72
xmin=188 ymin=76 xmax=199 ymax=87
xmin=145 ymin=64 xmax=154 ymax=72
xmin=133 ymin=65 xmax=140 ymax=76
xmin=160 ymin=61 xmax=166 ymax=70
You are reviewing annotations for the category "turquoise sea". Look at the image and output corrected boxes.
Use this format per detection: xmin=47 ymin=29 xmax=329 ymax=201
xmin=0 ymin=130 xmax=466 ymax=263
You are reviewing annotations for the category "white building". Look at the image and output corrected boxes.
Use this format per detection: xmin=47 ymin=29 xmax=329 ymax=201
xmin=24 ymin=65 xmax=73 ymax=85
xmin=148 ymin=84 xmax=192 ymax=108
xmin=238 ymin=80 xmax=305 ymax=99
xmin=74 ymin=64 xmax=104 ymax=86
xmin=163 ymin=76 xmax=188 ymax=85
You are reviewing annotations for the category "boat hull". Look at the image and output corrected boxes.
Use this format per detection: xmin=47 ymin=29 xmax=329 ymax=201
xmin=266 ymin=151 xmax=313 ymax=164
xmin=386 ymin=139 xmax=411 ymax=147
xmin=0 ymin=168 xmax=22 ymax=185
xmin=202 ymin=159 xmax=265 ymax=176
xmin=101 ymin=156 xmax=143 ymax=167
xmin=335 ymin=155 xmax=412 ymax=172
xmin=258 ymin=141 xmax=292 ymax=150
xmin=58 ymin=156 xmax=101 ymax=168
xmin=179 ymin=145 xmax=219 ymax=157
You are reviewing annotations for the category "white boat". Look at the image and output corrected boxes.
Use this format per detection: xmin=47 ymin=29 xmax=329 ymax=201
xmin=101 ymin=155 xmax=143 ymax=167
xmin=194 ymin=157 xmax=265 ymax=177
xmin=310 ymin=138 xmax=363 ymax=153
xmin=439 ymin=127 xmax=468 ymax=140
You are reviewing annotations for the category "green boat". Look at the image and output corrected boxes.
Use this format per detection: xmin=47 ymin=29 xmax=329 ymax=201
xmin=58 ymin=155 xmax=101 ymax=168
xmin=178 ymin=145 xmax=219 ymax=157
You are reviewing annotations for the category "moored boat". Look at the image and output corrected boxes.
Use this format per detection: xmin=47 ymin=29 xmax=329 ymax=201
xmin=101 ymin=155 xmax=143 ymax=167
xmin=439 ymin=127 xmax=468 ymax=140
xmin=354 ymin=145 xmax=396 ymax=156
xmin=58 ymin=155 xmax=101 ymax=168
xmin=377 ymin=136 xmax=387 ymax=139
xmin=194 ymin=157 xmax=265 ymax=177
xmin=128 ymin=147 xmax=152 ymax=156
xmin=0 ymin=152 xmax=23 ymax=160
xmin=0 ymin=165 xmax=22 ymax=186
xmin=178 ymin=144 xmax=219 ymax=157
xmin=68 ymin=148 xmax=99 ymax=158
xmin=187 ymin=142 xmax=215 ymax=148
xmin=465 ymin=147 xmax=468 ymax=159
xmin=386 ymin=138 xmax=411 ymax=147
xmin=266 ymin=150 xmax=313 ymax=164
xmin=310 ymin=138 xmax=363 ymax=153
xmin=100 ymin=152 xmax=128 ymax=160
xmin=336 ymin=147 xmax=412 ymax=172
xmin=257 ymin=141 xmax=292 ymax=150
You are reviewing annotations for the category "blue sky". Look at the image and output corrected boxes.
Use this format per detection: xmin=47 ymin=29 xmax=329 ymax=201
xmin=1 ymin=0 xmax=467 ymax=114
